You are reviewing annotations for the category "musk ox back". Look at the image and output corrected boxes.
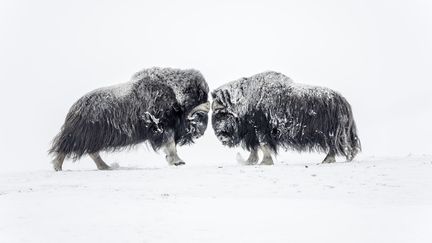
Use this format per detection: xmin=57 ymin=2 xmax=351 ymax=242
xmin=49 ymin=67 xmax=210 ymax=171
xmin=211 ymin=71 xmax=361 ymax=165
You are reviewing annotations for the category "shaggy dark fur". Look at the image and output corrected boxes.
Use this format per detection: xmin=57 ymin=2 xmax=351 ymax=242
xmin=49 ymin=67 xmax=209 ymax=160
xmin=211 ymin=71 xmax=361 ymax=161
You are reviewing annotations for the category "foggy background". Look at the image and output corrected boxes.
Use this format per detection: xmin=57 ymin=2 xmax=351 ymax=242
xmin=1 ymin=0 xmax=431 ymax=171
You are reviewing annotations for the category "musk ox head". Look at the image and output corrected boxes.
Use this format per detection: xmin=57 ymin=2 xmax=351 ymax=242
xmin=185 ymin=101 xmax=210 ymax=139
xmin=211 ymin=99 xmax=242 ymax=147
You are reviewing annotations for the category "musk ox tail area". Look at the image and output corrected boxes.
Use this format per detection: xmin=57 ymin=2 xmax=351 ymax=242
xmin=48 ymin=116 xmax=120 ymax=161
xmin=48 ymin=120 xmax=105 ymax=161
xmin=334 ymin=96 xmax=361 ymax=161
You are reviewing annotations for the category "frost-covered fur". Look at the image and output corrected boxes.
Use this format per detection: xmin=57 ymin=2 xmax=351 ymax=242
xmin=211 ymin=71 xmax=361 ymax=162
xmin=49 ymin=67 xmax=209 ymax=164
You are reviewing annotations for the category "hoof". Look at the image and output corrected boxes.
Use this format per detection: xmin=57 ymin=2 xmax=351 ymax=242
xmin=236 ymin=152 xmax=258 ymax=165
xmin=53 ymin=166 xmax=62 ymax=172
xmin=321 ymin=156 xmax=336 ymax=164
xmin=322 ymin=158 xmax=336 ymax=164
xmin=52 ymin=163 xmax=62 ymax=171
xmin=52 ymin=154 xmax=65 ymax=172
xmin=173 ymin=161 xmax=186 ymax=166
xmin=260 ymin=160 xmax=274 ymax=165
xmin=245 ymin=158 xmax=259 ymax=165
xmin=97 ymin=165 xmax=111 ymax=170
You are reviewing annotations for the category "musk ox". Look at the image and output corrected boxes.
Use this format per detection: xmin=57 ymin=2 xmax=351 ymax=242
xmin=49 ymin=67 xmax=210 ymax=171
xmin=211 ymin=71 xmax=361 ymax=165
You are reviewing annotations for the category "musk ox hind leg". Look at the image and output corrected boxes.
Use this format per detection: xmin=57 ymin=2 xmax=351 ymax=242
xmin=322 ymin=150 xmax=336 ymax=164
xmin=260 ymin=145 xmax=274 ymax=165
xmin=162 ymin=133 xmax=185 ymax=166
xmin=236 ymin=148 xmax=259 ymax=165
xmin=89 ymin=152 xmax=111 ymax=170
xmin=52 ymin=153 xmax=66 ymax=171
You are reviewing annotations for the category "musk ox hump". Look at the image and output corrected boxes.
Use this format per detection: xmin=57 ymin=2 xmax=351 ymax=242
xmin=131 ymin=67 xmax=209 ymax=111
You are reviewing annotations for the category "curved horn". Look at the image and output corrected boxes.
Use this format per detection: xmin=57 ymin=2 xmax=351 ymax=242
xmin=187 ymin=101 xmax=210 ymax=119
xmin=211 ymin=101 xmax=224 ymax=111
xmin=212 ymin=101 xmax=238 ymax=117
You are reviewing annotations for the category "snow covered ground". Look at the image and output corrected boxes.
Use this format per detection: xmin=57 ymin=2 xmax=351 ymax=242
xmin=2 ymin=0 xmax=432 ymax=242
xmin=1 ymin=155 xmax=432 ymax=243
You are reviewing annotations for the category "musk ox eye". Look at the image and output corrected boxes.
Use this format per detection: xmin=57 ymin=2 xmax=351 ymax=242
xmin=189 ymin=111 xmax=208 ymax=124
xmin=189 ymin=111 xmax=205 ymax=120
xmin=219 ymin=130 xmax=231 ymax=137
xmin=214 ymin=111 xmax=234 ymax=121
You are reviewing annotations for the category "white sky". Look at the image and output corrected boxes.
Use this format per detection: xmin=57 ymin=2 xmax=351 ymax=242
xmin=1 ymin=0 xmax=431 ymax=170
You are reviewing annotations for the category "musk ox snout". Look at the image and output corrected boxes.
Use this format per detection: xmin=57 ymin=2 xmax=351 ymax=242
xmin=186 ymin=112 xmax=209 ymax=139
xmin=212 ymin=111 xmax=240 ymax=147
xmin=186 ymin=101 xmax=210 ymax=139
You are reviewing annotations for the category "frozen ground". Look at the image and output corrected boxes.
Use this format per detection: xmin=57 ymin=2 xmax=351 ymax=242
xmin=1 ymin=155 xmax=432 ymax=243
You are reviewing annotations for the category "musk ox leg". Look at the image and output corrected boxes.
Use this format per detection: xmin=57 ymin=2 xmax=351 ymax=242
xmin=260 ymin=145 xmax=274 ymax=165
xmin=89 ymin=152 xmax=111 ymax=170
xmin=163 ymin=135 xmax=185 ymax=166
xmin=245 ymin=148 xmax=259 ymax=165
xmin=52 ymin=153 xmax=65 ymax=171
xmin=322 ymin=150 xmax=336 ymax=164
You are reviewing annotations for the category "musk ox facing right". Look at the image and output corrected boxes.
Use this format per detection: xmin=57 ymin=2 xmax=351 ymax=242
xmin=211 ymin=71 xmax=361 ymax=165
xmin=49 ymin=67 xmax=209 ymax=171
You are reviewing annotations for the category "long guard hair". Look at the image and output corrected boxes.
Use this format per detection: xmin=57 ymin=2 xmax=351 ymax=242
xmin=211 ymin=71 xmax=361 ymax=160
xmin=49 ymin=67 xmax=209 ymax=160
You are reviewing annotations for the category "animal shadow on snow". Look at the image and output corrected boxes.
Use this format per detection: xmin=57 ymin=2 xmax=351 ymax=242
xmin=58 ymin=163 xmax=162 ymax=172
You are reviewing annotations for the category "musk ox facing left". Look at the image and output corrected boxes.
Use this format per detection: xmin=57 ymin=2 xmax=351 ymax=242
xmin=49 ymin=67 xmax=210 ymax=171
xmin=211 ymin=71 xmax=361 ymax=165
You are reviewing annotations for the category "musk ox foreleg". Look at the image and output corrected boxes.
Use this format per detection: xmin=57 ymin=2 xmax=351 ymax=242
xmin=52 ymin=153 xmax=66 ymax=171
xmin=89 ymin=152 xmax=111 ymax=170
xmin=162 ymin=132 xmax=185 ymax=166
xmin=260 ymin=145 xmax=274 ymax=165
xmin=246 ymin=148 xmax=259 ymax=165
